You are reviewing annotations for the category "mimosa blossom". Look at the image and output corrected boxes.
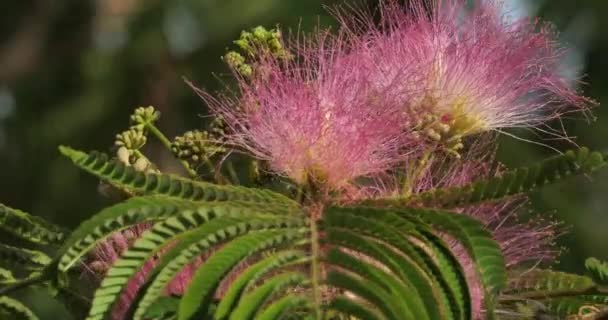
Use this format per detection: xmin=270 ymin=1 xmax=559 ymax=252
xmin=195 ymin=33 xmax=418 ymax=189
xmin=336 ymin=0 xmax=594 ymax=146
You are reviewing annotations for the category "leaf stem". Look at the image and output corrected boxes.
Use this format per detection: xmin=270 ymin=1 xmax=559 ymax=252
xmin=133 ymin=150 xmax=154 ymax=166
xmin=309 ymin=216 xmax=322 ymax=319
xmin=144 ymin=122 xmax=198 ymax=179
xmin=402 ymin=149 xmax=434 ymax=198
xmin=0 ymin=274 xmax=48 ymax=296
xmin=226 ymin=161 xmax=240 ymax=185
xmin=499 ymin=287 xmax=599 ymax=302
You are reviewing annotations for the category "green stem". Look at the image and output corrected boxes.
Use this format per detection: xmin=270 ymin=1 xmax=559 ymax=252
xmin=145 ymin=122 xmax=198 ymax=179
xmin=402 ymin=150 xmax=433 ymax=198
xmin=226 ymin=162 xmax=240 ymax=185
xmin=0 ymin=274 xmax=47 ymax=296
xmin=296 ymin=187 xmax=304 ymax=205
xmin=203 ymin=158 xmax=218 ymax=180
xmin=309 ymin=217 xmax=322 ymax=319
xmin=499 ymin=287 xmax=600 ymax=302
xmin=133 ymin=150 xmax=153 ymax=166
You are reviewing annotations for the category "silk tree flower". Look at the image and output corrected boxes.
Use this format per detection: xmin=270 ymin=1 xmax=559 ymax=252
xmin=335 ymin=0 xmax=594 ymax=152
xmin=193 ymin=32 xmax=418 ymax=190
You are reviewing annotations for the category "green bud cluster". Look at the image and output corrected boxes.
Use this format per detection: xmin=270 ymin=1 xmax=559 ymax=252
xmin=171 ymin=130 xmax=226 ymax=167
xmin=224 ymin=51 xmax=253 ymax=77
xmin=224 ymin=26 xmax=290 ymax=77
xmin=130 ymin=106 xmax=160 ymax=129
xmin=112 ymin=106 xmax=162 ymax=173
xmin=234 ymin=26 xmax=286 ymax=58
xmin=115 ymin=129 xmax=147 ymax=150
xmin=414 ymin=112 xmax=466 ymax=158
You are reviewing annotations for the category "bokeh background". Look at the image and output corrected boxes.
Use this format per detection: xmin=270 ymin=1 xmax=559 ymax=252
xmin=0 ymin=0 xmax=606 ymax=317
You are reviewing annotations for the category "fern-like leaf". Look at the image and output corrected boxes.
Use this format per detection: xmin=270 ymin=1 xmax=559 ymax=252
xmin=325 ymin=207 xmax=469 ymax=320
xmin=177 ymin=229 xmax=308 ymax=320
xmin=59 ymin=146 xmax=296 ymax=207
xmin=91 ymin=212 xmax=305 ymax=320
xmin=365 ymin=148 xmax=606 ymax=208
xmin=543 ymin=296 xmax=608 ymax=318
xmin=0 ymin=296 xmax=39 ymax=320
xmin=255 ymin=294 xmax=311 ymax=320
xmin=327 ymin=296 xmax=384 ymax=320
xmin=0 ymin=268 xmax=16 ymax=285
xmin=407 ymin=209 xmax=508 ymax=296
xmin=130 ymin=218 xmax=307 ymax=319
xmin=56 ymin=196 xmax=200 ymax=273
xmin=0 ymin=244 xmax=52 ymax=272
xmin=214 ymin=250 xmax=307 ymax=319
xmin=586 ymin=258 xmax=608 ymax=286
xmin=0 ymin=203 xmax=64 ymax=245
xmin=323 ymin=226 xmax=448 ymax=320
xmin=143 ymin=296 xmax=180 ymax=320
xmin=322 ymin=206 xmax=487 ymax=320
xmin=501 ymin=269 xmax=608 ymax=318
xmin=504 ymin=269 xmax=596 ymax=299
xmin=227 ymin=271 xmax=308 ymax=319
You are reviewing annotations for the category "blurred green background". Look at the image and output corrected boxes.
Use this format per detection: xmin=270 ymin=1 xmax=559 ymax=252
xmin=0 ymin=0 xmax=606 ymax=317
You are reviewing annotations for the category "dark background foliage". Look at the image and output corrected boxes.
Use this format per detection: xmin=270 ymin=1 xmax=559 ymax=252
xmin=0 ymin=0 xmax=606 ymax=317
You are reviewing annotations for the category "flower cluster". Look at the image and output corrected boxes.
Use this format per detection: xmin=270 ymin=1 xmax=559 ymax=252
xmin=191 ymin=0 xmax=593 ymax=317
xmin=339 ymin=0 xmax=593 ymax=148
xmin=88 ymin=1 xmax=595 ymax=319
xmin=196 ymin=31 xmax=418 ymax=189
xmin=200 ymin=0 xmax=592 ymax=190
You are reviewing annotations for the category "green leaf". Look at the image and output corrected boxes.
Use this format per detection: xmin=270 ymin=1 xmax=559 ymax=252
xmin=59 ymin=146 xmax=297 ymax=207
xmin=90 ymin=211 xmax=305 ymax=320
xmin=0 ymin=268 xmax=16 ymax=285
xmin=131 ymin=218 xmax=307 ymax=320
xmin=323 ymin=228 xmax=439 ymax=320
xmin=542 ymin=296 xmax=608 ymax=317
xmin=586 ymin=258 xmax=608 ymax=286
xmin=0 ymin=203 xmax=64 ymax=245
xmin=0 ymin=243 xmax=52 ymax=271
xmin=178 ymin=229 xmax=307 ymax=320
xmin=228 ymin=272 xmax=308 ymax=319
xmin=326 ymin=271 xmax=412 ymax=320
xmin=324 ymin=207 xmax=469 ymax=320
xmin=214 ymin=250 xmax=307 ymax=320
xmin=504 ymin=269 xmax=596 ymax=299
xmin=255 ymin=295 xmax=310 ymax=320
xmin=56 ymin=196 xmax=200 ymax=273
xmin=322 ymin=206 xmax=470 ymax=320
xmin=325 ymin=248 xmax=428 ymax=320
xmin=143 ymin=296 xmax=180 ymax=320
xmin=0 ymin=296 xmax=39 ymax=320
xmin=502 ymin=268 xmax=608 ymax=318
xmin=326 ymin=296 xmax=384 ymax=320
xmin=407 ymin=209 xmax=507 ymax=298
xmin=365 ymin=147 xmax=606 ymax=208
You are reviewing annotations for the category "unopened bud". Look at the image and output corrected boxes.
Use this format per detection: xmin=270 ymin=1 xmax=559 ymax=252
xmin=117 ymin=147 xmax=131 ymax=165
xmin=133 ymin=157 xmax=149 ymax=172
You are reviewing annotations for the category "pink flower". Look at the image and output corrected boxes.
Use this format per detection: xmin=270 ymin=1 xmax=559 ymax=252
xmin=193 ymin=32 xmax=418 ymax=189
xmin=336 ymin=0 xmax=594 ymax=141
